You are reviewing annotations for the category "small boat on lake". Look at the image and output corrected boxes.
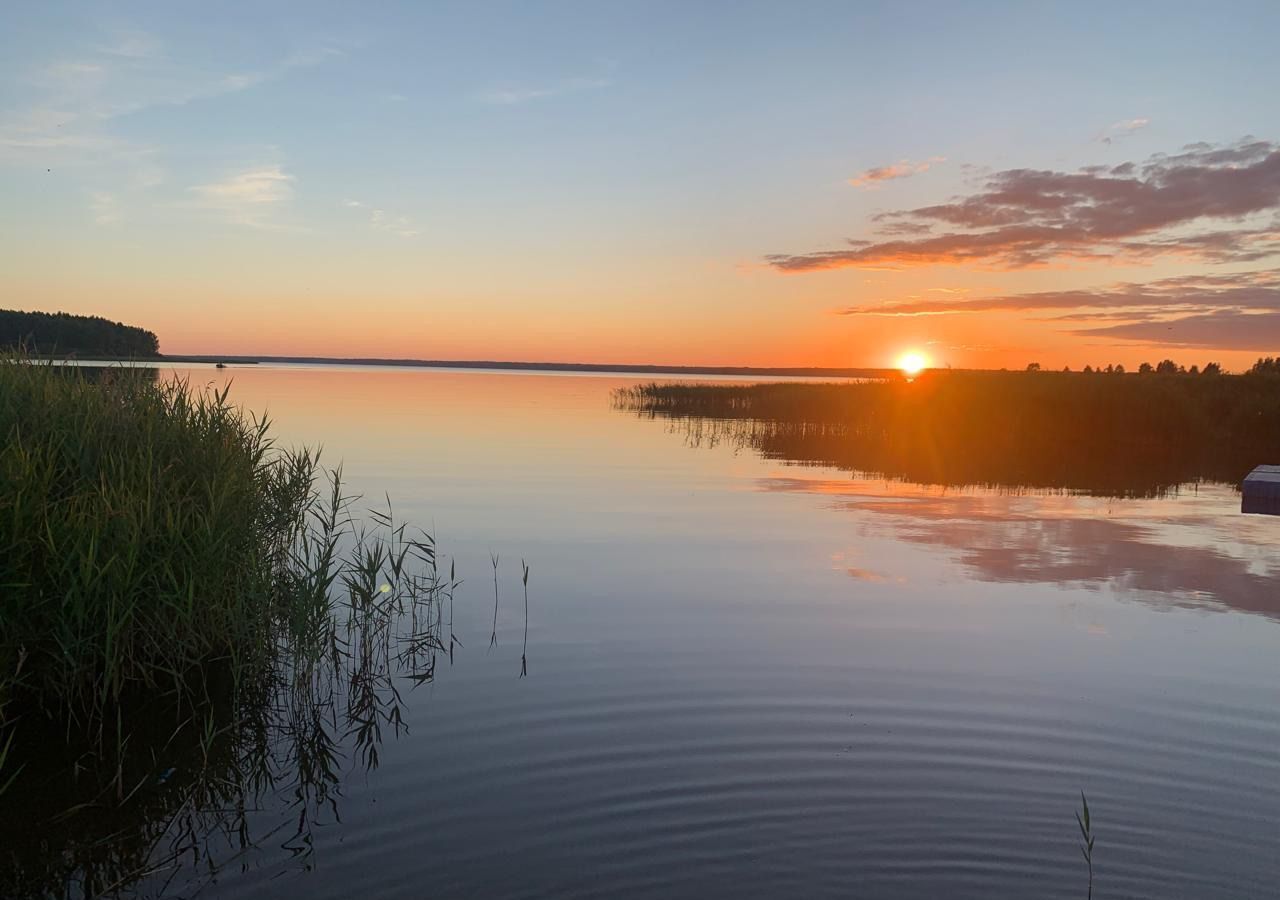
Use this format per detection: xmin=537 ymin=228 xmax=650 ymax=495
xmin=1242 ymin=465 xmax=1280 ymax=515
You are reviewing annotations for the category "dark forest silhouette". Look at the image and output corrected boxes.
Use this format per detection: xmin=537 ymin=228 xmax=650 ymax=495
xmin=0 ymin=309 xmax=159 ymax=357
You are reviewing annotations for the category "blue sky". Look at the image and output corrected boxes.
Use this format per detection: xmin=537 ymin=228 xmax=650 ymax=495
xmin=2 ymin=1 xmax=1279 ymax=366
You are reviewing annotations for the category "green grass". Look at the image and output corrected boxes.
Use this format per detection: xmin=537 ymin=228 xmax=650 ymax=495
xmin=0 ymin=357 xmax=321 ymax=729
xmin=616 ymin=370 xmax=1280 ymax=496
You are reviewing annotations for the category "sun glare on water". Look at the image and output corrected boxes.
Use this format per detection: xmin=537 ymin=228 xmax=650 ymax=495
xmin=896 ymin=351 xmax=929 ymax=376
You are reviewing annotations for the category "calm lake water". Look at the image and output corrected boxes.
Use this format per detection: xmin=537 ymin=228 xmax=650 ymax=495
xmin=21 ymin=363 xmax=1280 ymax=898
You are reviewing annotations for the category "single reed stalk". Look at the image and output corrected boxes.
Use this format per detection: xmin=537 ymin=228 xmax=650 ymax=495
xmin=489 ymin=553 xmax=500 ymax=648
xmin=519 ymin=560 xmax=529 ymax=678
xmin=1076 ymin=792 xmax=1095 ymax=900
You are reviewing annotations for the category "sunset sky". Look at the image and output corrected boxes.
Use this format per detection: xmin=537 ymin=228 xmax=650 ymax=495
xmin=2 ymin=1 xmax=1279 ymax=369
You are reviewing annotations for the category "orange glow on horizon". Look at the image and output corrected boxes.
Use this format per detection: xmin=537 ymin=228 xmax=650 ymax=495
xmin=896 ymin=351 xmax=929 ymax=375
xmin=9 ymin=256 xmax=1272 ymax=374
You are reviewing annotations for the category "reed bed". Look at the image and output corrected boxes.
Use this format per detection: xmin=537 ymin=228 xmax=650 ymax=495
xmin=0 ymin=358 xmax=446 ymax=788
xmin=615 ymin=371 xmax=1280 ymax=496
xmin=0 ymin=486 xmax=452 ymax=898
xmin=0 ymin=358 xmax=318 ymax=729
xmin=0 ymin=355 xmax=475 ymax=896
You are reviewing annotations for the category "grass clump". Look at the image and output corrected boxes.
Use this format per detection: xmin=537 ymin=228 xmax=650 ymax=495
xmin=0 ymin=358 xmax=324 ymax=735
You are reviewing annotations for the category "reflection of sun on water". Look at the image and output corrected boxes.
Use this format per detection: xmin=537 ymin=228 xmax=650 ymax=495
xmin=896 ymin=351 xmax=929 ymax=376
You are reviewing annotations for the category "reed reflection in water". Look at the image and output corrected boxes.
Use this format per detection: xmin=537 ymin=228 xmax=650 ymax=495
xmin=0 ymin=493 xmax=526 ymax=900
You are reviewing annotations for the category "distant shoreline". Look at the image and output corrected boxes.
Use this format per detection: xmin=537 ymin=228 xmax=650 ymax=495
xmin=53 ymin=353 xmax=900 ymax=379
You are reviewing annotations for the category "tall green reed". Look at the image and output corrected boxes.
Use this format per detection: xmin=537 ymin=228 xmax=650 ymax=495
xmin=520 ymin=560 xmax=529 ymax=678
xmin=0 ymin=358 xmax=319 ymax=725
xmin=0 ymin=357 xmax=443 ymax=787
xmin=0 ymin=358 xmax=470 ymax=895
xmin=1077 ymin=792 xmax=1095 ymax=900
xmin=490 ymin=552 xmax=500 ymax=648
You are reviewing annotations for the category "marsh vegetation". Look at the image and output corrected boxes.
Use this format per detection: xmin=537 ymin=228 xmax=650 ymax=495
xmin=0 ymin=358 xmax=505 ymax=897
xmin=616 ymin=370 xmax=1280 ymax=496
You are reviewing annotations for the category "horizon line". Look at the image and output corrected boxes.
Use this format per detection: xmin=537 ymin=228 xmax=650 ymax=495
xmin=137 ymin=353 xmax=911 ymax=378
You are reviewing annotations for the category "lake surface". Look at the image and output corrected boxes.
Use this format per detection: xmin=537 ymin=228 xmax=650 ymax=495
xmin=19 ymin=363 xmax=1280 ymax=898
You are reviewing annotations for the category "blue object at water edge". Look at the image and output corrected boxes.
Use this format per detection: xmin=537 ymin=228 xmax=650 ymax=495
xmin=1242 ymin=464 xmax=1280 ymax=515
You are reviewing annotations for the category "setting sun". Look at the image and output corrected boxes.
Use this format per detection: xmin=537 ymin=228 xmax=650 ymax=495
xmin=896 ymin=351 xmax=929 ymax=376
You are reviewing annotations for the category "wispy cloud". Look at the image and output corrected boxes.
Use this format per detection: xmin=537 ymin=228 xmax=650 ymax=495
xmin=190 ymin=165 xmax=295 ymax=228
xmin=212 ymin=46 xmax=344 ymax=101
xmin=769 ymin=138 xmax=1280 ymax=272
xmin=343 ymin=199 xmax=419 ymax=238
xmin=0 ymin=31 xmax=344 ymax=167
xmin=93 ymin=30 xmax=163 ymax=61
xmin=1096 ymin=117 xmax=1150 ymax=145
xmin=369 ymin=208 xmax=419 ymax=238
xmin=1073 ymin=309 xmax=1280 ymax=349
xmin=835 ymin=266 xmax=1280 ymax=352
xmin=838 ymin=269 xmax=1280 ymax=317
xmin=3 ymin=32 xmax=344 ymax=232
xmin=848 ymin=157 xmax=944 ymax=189
xmin=476 ymin=76 xmax=611 ymax=105
xmin=89 ymin=191 xmax=119 ymax=225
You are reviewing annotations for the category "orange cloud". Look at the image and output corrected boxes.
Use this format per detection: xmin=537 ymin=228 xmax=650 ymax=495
xmin=848 ymin=156 xmax=943 ymax=188
xmin=839 ymin=268 xmax=1280 ymax=316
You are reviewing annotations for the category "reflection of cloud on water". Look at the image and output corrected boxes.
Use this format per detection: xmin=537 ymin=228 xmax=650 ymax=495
xmin=761 ymin=476 xmax=1280 ymax=620
xmin=829 ymin=549 xmax=907 ymax=585
xmin=845 ymin=566 xmax=906 ymax=584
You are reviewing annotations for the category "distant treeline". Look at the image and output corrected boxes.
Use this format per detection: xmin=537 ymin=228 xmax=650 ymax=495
xmin=0 ymin=309 xmax=159 ymax=357
xmin=616 ymin=371 xmax=1280 ymax=497
xmin=1028 ymin=360 xmax=1225 ymax=374
xmin=1031 ymin=358 xmax=1280 ymax=375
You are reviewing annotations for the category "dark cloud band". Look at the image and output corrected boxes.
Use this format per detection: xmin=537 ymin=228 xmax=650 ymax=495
xmin=770 ymin=139 xmax=1280 ymax=272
